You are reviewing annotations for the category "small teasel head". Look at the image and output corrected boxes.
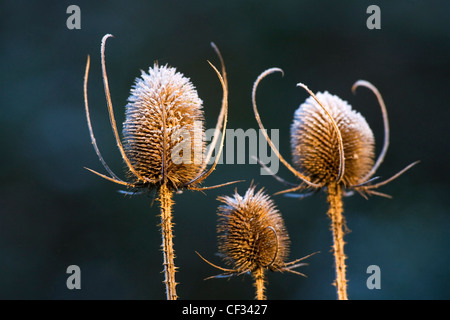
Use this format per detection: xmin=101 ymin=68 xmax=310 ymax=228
xmin=252 ymin=69 xmax=419 ymax=198
xmin=217 ymin=186 xmax=290 ymax=273
xmin=197 ymin=186 xmax=317 ymax=278
xmin=83 ymin=34 xmax=232 ymax=193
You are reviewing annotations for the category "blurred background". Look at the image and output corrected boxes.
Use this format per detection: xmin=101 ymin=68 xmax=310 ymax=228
xmin=0 ymin=0 xmax=449 ymax=299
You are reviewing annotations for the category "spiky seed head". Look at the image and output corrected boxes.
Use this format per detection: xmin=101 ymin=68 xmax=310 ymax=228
xmin=290 ymin=91 xmax=375 ymax=187
xmin=123 ymin=64 xmax=205 ymax=189
xmin=217 ymin=186 xmax=290 ymax=273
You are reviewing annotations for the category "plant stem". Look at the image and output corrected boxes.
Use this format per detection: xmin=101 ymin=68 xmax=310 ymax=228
xmin=326 ymin=182 xmax=348 ymax=300
xmin=253 ymin=267 xmax=266 ymax=300
xmin=158 ymin=183 xmax=178 ymax=300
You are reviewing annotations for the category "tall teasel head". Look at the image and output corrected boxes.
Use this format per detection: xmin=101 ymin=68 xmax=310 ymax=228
xmin=122 ymin=64 xmax=206 ymax=189
xmin=83 ymin=34 xmax=231 ymax=192
xmin=197 ymin=186 xmax=317 ymax=299
xmin=83 ymin=34 xmax=231 ymax=300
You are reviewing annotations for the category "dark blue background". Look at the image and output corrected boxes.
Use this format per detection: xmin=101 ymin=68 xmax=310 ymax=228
xmin=0 ymin=0 xmax=448 ymax=299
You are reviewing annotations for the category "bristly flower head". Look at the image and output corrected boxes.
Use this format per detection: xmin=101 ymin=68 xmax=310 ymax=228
xmin=123 ymin=64 xmax=205 ymax=189
xmin=84 ymin=34 xmax=232 ymax=194
xmin=197 ymin=186 xmax=316 ymax=279
xmin=251 ymin=69 xmax=419 ymax=198
xmin=291 ymin=91 xmax=375 ymax=187
xmin=251 ymin=68 xmax=419 ymax=300
xmin=83 ymin=34 xmax=232 ymax=301
xmin=217 ymin=186 xmax=290 ymax=273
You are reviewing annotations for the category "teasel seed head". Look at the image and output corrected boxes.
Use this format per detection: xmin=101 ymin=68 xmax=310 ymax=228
xmin=197 ymin=186 xmax=317 ymax=283
xmin=253 ymin=71 xmax=419 ymax=300
xmin=123 ymin=64 xmax=205 ymax=189
xmin=217 ymin=186 xmax=290 ymax=273
xmin=291 ymin=91 xmax=375 ymax=187
xmin=252 ymin=69 xmax=419 ymax=197
xmin=84 ymin=34 xmax=233 ymax=300
xmin=252 ymin=69 xmax=419 ymax=300
xmin=84 ymin=34 xmax=233 ymax=193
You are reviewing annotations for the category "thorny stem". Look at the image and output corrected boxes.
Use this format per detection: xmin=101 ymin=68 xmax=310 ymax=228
xmin=158 ymin=183 xmax=178 ymax=300
xmin=326 ymin=182 xmax=348 ymax=300
xmin=253 ymin=267 xmax=266 ymax=300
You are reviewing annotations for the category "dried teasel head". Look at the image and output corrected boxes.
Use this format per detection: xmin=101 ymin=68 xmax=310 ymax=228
xmin=83 ymin=34 xmax=232 ymax=192
xmin=122 ymin=64 xmax=206 ymax=189
xmin=252 ymin=69 xmax=419 ymax=300
xmin=84 ymin=34 xmax=233 ymax=300
xmin=252 ymin=69 xmax=419 ymax=198
xmin=218 ymin=186 xmax=291 ymax=273
xmin=290 ymin=91 xmax=375 ymax=187
xmin=197 ymin=186 xmax=316 ymax=278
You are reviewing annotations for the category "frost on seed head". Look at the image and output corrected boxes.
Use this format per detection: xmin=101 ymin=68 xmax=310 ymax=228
xmin=123 ymin=64 xmax=206 ymax=189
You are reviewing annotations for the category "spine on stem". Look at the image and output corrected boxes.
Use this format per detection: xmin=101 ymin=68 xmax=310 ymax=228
xmin=253 ymin=267 xmax=266 ymax=300
xmin=326 ymin=182 xmax=348 ymax=300
xmin=158 ymin=183 xmax=178 ymax=300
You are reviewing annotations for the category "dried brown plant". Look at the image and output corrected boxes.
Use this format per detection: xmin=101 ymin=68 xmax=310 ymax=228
xmin=197 ymin=186 xmax=317 ymax=300
xmin=252 ymin=68 xmax=419 ymax=300
xmin=83 ymin=34 xmax=234 ymax=300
